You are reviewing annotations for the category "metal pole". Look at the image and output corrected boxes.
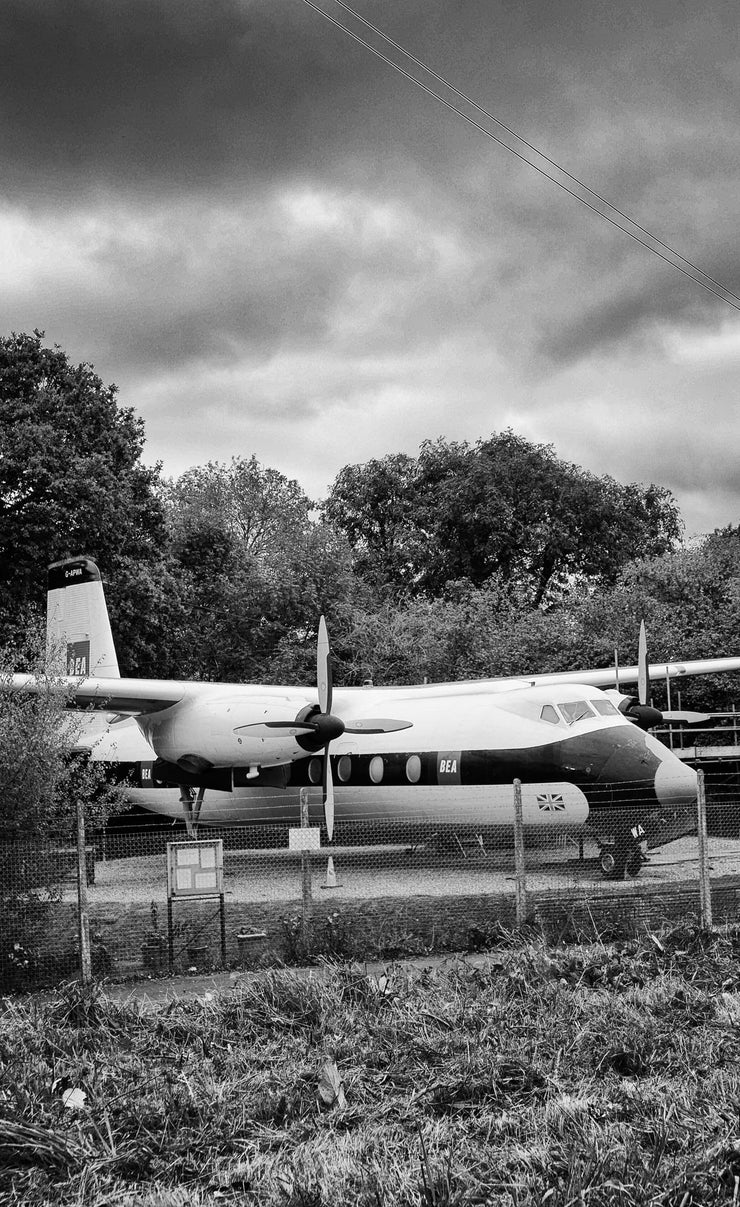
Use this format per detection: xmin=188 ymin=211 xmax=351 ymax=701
xmin=696 ymin=769 xmax=713 ymax=930
xmin=76 ymin=801 xmax=92 ymax=985
xmin=300 ymin=788 xmax=313 ymax=954
xmin=513 ymin=779 xmax=527 ymax=927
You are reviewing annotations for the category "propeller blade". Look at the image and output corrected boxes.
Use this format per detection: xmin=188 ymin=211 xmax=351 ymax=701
xmin=638 ymin=620 xmax=649 ymax=707
xmin=235 ymin=721 xmax=318 ymax=736
xmin=317 ymin=615 xmax=332 ymax=716
xmin=344 ymin=718 xmax=413 ymax=734
xmin=662 ymin=710 xmax=711 ymax=725
xmin=323 ymin=745 xmax=334 ymax=842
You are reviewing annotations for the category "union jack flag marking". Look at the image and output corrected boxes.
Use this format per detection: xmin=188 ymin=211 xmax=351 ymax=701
xmin=536 ymin=793 xmax=566 ymax=812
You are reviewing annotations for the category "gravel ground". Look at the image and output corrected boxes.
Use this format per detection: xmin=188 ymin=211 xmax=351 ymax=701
xmin=67 ymin=833 xmax=740 ymax=907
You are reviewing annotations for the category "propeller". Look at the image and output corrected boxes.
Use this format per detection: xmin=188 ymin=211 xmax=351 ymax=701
xmin=619 ymin=620 xmax=710 ymax=729
xmin=624 ymin=620 xmax=663 ymax=729
xmin=317 ymin=615 xmax=335 ymax=841
xmin=238 ymin=615 xmax=412 ymax=840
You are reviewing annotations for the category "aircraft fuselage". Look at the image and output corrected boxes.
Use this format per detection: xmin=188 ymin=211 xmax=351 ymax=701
xmin=94 ymin=679 xmax=697 ymax=840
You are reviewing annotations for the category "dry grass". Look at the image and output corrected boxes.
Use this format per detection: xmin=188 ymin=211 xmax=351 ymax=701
xmin=3 ymin=924 xmax=740 ymax=1205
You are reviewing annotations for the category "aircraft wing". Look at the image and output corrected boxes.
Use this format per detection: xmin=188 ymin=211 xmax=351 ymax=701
xmin=7 ymin=674 xmax=187 ymax=715
xmin=522 ymin=656 xmax=740 ymax=690
xmin=8 ymin=653 xmax=740 ymax=714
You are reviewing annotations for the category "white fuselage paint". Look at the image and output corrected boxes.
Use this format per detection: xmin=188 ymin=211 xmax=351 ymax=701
xmin=87 ymin=680 xmax=697 ymax=830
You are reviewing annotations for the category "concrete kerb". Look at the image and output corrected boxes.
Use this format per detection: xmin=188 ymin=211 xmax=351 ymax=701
xmin=98 ymin=950 xmax=497 ymax=1010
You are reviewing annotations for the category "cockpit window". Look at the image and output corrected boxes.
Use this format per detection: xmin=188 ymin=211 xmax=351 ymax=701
xmin=540 ymin=705 xmax=561 ymax=725
xmin=592 ymin=699 xmax=619 ymax=717
xmin=558 ymin=700 xmax=595 ymax=725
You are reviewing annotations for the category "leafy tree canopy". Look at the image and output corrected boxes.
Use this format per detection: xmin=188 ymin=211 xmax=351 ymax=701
xmin=161 ymin=457 xmax=359 ymax=682
xmin=324 ymin=431 xmax=683 ymax=606
xmin=165 ymin=456 xmax=314 ymax=565
xmin=0 ymin=626 xmax=125 ymax=839
xmin=324 ymin=531 xmax=740 ymax=713
xmin=0 ymin=331 xmax=166 ymax=652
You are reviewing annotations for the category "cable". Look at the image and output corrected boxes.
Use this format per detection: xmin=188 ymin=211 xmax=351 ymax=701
xmin=303 ymin=0 xmax=740 ymax=314
xmin=330 ymin=0 xmax=740 ymax=308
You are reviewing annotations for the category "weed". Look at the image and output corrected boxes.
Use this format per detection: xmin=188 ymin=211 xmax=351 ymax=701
xmin=3 ymin=931 xmax=740 ymax=1204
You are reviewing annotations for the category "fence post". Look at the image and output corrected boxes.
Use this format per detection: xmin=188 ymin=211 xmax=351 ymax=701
xmin=76 ymin=801 xmax=92 ymax=985
xmin=300 ymin=788 xmax=313 ymax=954
xmin=513 ymin=779 xmax=528 ymax=927
xmin=696 ymin=769 xmax=713 ymax=930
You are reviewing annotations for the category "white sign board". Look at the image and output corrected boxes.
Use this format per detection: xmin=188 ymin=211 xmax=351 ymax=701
xmin=288 ymin=827 xmax=322 ymax=851
xmin=167 ymin=840 xmax=224 ymax=899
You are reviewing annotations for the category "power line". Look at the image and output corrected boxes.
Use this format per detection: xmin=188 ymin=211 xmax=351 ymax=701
xmin=330 ymin=0 xmax=740 ymax=309
xmin=303 ymin=0 xmax=740 ymax=315
xmin=337 ymin=1 xmax=740 ymax=309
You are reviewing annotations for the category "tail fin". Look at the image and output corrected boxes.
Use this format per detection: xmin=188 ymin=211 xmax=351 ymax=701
xmin=47 ymin=557 xmax=120 ymax=679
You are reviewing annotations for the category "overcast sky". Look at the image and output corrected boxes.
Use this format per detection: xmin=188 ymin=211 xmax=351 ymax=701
xmin=2 ymin=0 xmax=738 ymax=536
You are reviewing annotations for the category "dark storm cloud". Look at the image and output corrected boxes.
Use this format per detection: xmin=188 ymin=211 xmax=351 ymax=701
xmin=6 ymin=0 xmax=735 ymax=196
xmin=1 ymin=0 xmax=361 ymax=196
xmin=5 ymin=0 xmax=738 ymax=347
xmin=2 ymin=0 xmax=740 ymax=533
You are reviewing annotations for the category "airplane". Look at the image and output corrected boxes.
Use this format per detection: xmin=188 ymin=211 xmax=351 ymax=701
xmin=9 ymin=555 xmax=740 ymax=880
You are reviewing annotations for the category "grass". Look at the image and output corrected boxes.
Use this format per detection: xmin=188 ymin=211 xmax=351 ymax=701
xmin=2 ymin=923 xmax=740 ymax=1205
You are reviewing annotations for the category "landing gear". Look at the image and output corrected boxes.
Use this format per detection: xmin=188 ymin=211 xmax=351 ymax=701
xmin=180 ymin=785 xmax=206 ymax=838
xmin=599 ymin=835 xmax=644 ymax=880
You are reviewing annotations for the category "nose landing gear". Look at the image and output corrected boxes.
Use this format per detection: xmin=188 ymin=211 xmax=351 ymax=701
xmin=599 ymin=825 xmax=647 ymax=880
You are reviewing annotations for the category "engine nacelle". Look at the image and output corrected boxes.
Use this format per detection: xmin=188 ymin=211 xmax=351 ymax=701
xmin=137 ymin=692 xmax=312 ymax=770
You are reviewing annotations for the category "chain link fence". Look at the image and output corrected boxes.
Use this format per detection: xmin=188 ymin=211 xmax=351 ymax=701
xmin=2 ymin=763 xmax=740 ymax=993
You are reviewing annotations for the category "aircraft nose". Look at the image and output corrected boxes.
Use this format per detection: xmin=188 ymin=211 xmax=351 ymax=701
xmin=653 ymin=749 xmax=698 ymax=808
xmin=555 ymin=725 xmax=698 ymax=812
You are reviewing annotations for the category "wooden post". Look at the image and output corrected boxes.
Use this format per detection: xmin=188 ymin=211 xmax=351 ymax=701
xmin=167 ymin=898 xmax=174 ymax=972
xmin=300 ymin=788 xmax=313 ymax=954
xmin=696 ymin=769 xmax=713 ymax=930
xmin=76 ymin=801 xmax=92 ymax=985
xmin=219 ymin=893 xmax=227 ymax=965
xmin=513 ymin=779 xmax=527 ymax=927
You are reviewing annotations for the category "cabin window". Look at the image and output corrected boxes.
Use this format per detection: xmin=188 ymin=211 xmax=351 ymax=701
xmin=540 ymin=705 xmax=561 ymax=725
xmin=406 ymin=754 xmax=422 ymax=783
xmin=558 ymin=700 xmax=594 ymax=725
xmin=337 ymin=755 xmax=352 ymax=782
xmin=308 ymin=758 xmax=322 ymax=784
xmin=592 ymin=699 xmax=619 ymax=717
xmin=369 ymin=756 xmax=384 ymax=784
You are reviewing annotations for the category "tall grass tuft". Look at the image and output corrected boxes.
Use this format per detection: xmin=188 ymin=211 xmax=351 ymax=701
xmin=3 ymin=924 xmax=740 ymax=1204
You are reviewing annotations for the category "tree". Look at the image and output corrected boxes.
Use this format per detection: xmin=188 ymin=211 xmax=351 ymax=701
xmin=0 ymin=626 xmax=126 ymax=989
xmin=589 ymin=528 xmax=740 ymax=711
xmin=0 ymin=331 xmax=166 ymax=654
xmin=411 ymin=432 xmax=682 ymax=604
xmin=322 ymin=454 xmax=419 ymax=593
xmin=162 ymin=457 xmax=358 ymax=682
xmin=323 ymin=432 xmax=683 ymax=606
xmin=165 ymin=456 xmax=315 ymax=561
xmin=0 ymin=624 xmax=126 ymax=839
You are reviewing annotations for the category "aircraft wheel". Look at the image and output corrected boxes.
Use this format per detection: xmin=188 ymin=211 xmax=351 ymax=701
xmin=599 ymin=848 xmax=618 ymax=878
